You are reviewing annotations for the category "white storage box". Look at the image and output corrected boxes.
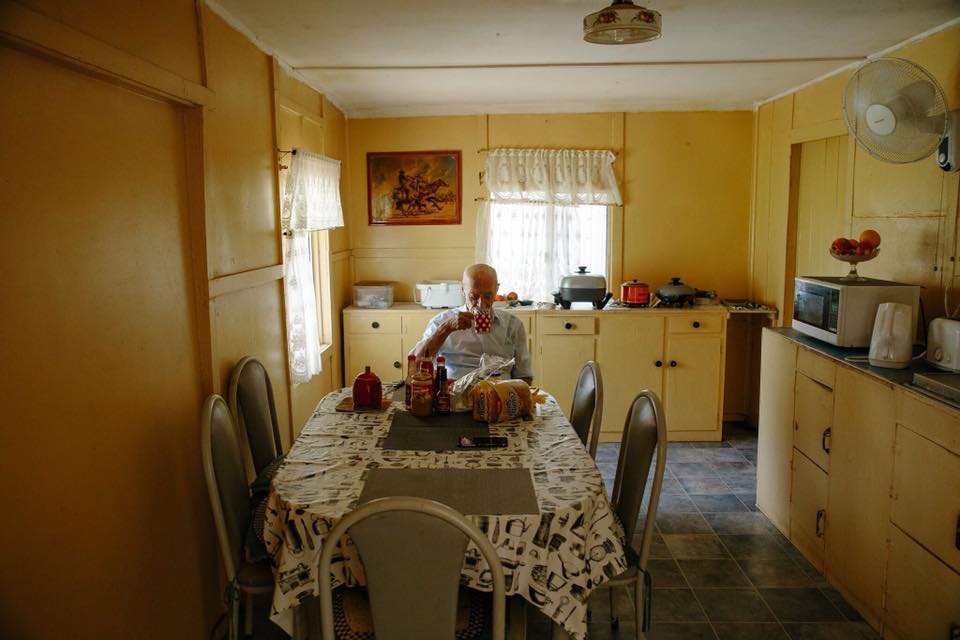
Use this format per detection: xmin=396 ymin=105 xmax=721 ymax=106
xmin=353 ymin=282 xmax=394 ymax=308
xmin=415 ymin=280 xmax=465 ymax=309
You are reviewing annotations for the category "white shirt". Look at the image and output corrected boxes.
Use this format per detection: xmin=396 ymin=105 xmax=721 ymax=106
xmin=417 ymin=306 xmax=534 ymax=381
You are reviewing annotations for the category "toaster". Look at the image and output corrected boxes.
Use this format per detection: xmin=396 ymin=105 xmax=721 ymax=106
xmin=927 ymin=318 xmax=960 ymax=372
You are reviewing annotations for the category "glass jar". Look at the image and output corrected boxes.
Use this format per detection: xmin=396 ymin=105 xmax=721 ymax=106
xmin=410 ymin=371 xmax=434 ymax=417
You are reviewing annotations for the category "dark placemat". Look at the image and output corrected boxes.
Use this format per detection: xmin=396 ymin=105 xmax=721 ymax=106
xmin=358 ymin=468 xmax=539 ymax=515
xmin=382 ymin=411 xmax=489 ymax=451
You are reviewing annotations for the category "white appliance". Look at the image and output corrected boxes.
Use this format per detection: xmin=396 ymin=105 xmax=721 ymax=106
xmin=792 ymin=276 xmax=919 ymax=347
xmin=927 ymin=318 xmax=960 ymax=372
xmin=869 ymin=303 xmax=913 ymax=368
xmin=414 ymin=280 xmax=464 ymax=309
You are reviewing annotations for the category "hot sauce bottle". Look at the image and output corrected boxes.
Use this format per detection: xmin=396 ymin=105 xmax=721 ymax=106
xmin=404 ymin=354 xmax=416 ymax=408
xmin=434 ymin=355 xmax=451 ymax=415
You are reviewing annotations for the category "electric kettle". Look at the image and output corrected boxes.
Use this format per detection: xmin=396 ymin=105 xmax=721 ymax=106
xmin=868 ymin=303 xmax=913 ymax=369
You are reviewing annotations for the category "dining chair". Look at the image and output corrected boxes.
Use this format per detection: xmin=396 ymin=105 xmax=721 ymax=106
xmin=600 ymin=389 xmax=668 ymax=638
xmin=200 ymin=394 xmax=274 ymax=640
xmin=318 ymin=496 xmax=506 ymax=640
xmin=228 ymin=356 xmax=283 ymax=477
xmin=569 ymin=360 xmax=604 ymax=458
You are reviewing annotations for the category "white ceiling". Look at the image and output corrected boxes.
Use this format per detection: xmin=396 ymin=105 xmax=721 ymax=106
xmin=211 ymin=0 xmax=960 ymax=118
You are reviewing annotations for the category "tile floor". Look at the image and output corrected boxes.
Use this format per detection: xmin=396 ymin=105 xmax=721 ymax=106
xmin=523 ymin=423 xmax=879 ymax=640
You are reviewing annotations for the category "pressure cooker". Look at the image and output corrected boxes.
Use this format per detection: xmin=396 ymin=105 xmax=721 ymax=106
xmin=553 ymin=266 xmax=612 ymax=310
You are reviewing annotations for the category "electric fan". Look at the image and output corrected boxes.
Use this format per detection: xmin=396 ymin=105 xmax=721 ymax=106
xmin=842 ymin=57 xmax=958 ymax=171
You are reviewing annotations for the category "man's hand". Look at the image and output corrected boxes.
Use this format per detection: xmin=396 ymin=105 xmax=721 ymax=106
xmin=445 ymin=311 xmax=475 ymax=332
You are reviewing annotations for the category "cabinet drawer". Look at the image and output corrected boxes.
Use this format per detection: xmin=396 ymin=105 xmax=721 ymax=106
xmin=539 ymin=315 xmax=595 ymax=335
xmin=896 ymin=390 xmax=960 ymax=455
xmin=666 ymin=314 xmax=722 ymax=334
xmin=891 ymin=425 xmax=960 ymax=573
xmin=883 ymin=524 xmax=960 ymax=640
xmin=345 ymin=315 xmax=402 ymax=335
xmin=796 ymin=349 xmax=835 ymax=388
xmin=790 ymin=449 xmax=827 ymax=571
xmin=793 ymin=373 xmax=832 ymax=472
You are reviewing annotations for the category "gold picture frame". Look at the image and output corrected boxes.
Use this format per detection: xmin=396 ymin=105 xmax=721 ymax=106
xmin=367 ymin=150 xmax=462 ymax=226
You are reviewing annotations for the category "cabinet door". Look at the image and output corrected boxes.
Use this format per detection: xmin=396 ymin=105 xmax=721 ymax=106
xmin=664 ymin=333 xmax=722 ymax=433
xmin=883 ymin=524 xmax=960 ymax=640
xmin=757 ymin=330 xmax=797 ymax=536
xmin=401 ymin=311 xmax=436 ymax=359
xmin=345 ymin=334 xmax=404 ymax=382
xmin=790 ymin=449 xmax=827 ymax=571
xmin=794 ymin=372 xmax=832 ymax=472
xmin=825 ymin=368 xmax=895 ymax=627
xmin=597 ymin=316 xmax=664 ymax=435
xmin=538 ymin=334 xmax=596 ymax=415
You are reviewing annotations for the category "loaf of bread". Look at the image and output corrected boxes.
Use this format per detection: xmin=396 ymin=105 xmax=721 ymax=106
xmin=472 ymin=379 xmax=533 ymax=423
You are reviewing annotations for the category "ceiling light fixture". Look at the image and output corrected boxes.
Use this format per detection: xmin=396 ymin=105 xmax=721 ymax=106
xmin=583 ymin=1 xmax=661 ymax=45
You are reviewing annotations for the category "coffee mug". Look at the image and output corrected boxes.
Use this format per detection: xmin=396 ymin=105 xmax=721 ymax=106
xmin=474 ymin=308 xmax=493 ymax=333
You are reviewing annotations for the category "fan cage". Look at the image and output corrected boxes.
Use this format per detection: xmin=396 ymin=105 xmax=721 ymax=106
xmin=842 ymin=56 xmax=948 ymax=164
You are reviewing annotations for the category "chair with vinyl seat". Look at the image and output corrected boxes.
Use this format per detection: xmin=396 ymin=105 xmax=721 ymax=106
xmin=569 ymin=361 xmax=604 ymax=458
xmin=318 ymin=496 xmax=506 ymax=640
xmin=201 ymin=394 xmax=274 ymax=640
xmin=598 ymin=390 xmax=668 ymax=638
xmin=227 ymin=356 xmax=283 ymax=478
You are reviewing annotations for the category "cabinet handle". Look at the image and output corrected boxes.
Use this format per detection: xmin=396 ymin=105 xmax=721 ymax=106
xmin=669 ymin=360 xmax=678 ymax=368
xmin=655 ymin=360 xmax=663 ymax=368
xmin=371 ymin=321 xmax=380 ymax=329
xmin=692 ymin=321 xmax=701 ymax=328
xmin=955 ymin=514 xmax=960 ymax=551
xmin=821 ymin=427 xmax=832 ymax=454
xmin=393 ymin=361 xmax=401 ymax=369
xmin=949 ymin=624 xmax=959 ymax=640
xmin=564 ymin=322 xmax=573 ymax=330
xmin=815 ymin=509 xmax=825 ymax=538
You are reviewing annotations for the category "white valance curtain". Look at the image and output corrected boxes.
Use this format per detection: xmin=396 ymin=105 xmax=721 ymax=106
xmin=281 ymin=149 xmax=345 ymax=231
xmin=477 ymin=148 xmax=618 ymax=302
xmin=281 ymin=149 xmax=344 ymax=384
xmin=483 ymin=148 xmax=622 ymax=205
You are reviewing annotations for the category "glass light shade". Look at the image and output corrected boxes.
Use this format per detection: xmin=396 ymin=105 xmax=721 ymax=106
xmin=583 ymin=1 xmax=662 ymax=45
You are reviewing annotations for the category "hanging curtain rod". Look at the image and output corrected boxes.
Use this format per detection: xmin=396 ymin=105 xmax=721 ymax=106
xmin=476 ymin=147 xmax=618 ymax=156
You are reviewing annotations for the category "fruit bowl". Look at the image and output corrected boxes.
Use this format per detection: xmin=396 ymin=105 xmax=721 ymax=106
xmin=829 ymin=247 xmax=879 ymax=281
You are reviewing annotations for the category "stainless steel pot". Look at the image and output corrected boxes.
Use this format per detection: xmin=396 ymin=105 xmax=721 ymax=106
xmin=553 ymin=266 xmax=612 ymax=310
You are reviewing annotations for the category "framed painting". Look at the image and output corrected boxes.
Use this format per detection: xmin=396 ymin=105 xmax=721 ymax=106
xmin=367 ymin=150 xmax=462 ymax=225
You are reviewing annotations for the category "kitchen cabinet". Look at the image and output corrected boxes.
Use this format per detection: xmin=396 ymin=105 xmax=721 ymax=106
xmin=596 ymin=316 xmax=664 ymax=437
xmin=346 ymin=305 xmax=728 ymax=441
xmin=664 ymin=333 xmax=723 ymax=434
xmin=793 ymin=372 xmax=833 ymax=472
xmin=826 ymin=367 xmax=895 ymax=628
xmin=756 ymin=330 xmax=797 ymax=535
xmin=790 ymin=449 xmax=827 ymax=571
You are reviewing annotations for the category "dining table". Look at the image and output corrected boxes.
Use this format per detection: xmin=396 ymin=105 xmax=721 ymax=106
xmin=262 ymin=384 xmax=628 ymax=640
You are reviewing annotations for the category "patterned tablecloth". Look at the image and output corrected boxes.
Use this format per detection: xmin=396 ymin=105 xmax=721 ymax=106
xmin=264 ymin=387 xmax=628 ymax=640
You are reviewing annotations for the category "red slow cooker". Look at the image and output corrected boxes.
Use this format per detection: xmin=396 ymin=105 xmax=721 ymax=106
xmin=621 ymin=280 xmax=650 ymax=307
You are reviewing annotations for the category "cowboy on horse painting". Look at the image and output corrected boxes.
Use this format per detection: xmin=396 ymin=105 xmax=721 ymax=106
xmin=367 ymin=150 xmax=462 ymax=226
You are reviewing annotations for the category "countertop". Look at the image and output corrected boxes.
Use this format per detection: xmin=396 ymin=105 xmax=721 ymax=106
xmin=767 ymin=327 xmax=959 ymax=411
xmin=346 ymin=302 xmax=729 ymax=315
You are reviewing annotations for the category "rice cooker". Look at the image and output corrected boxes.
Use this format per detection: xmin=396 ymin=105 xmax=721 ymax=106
xmin=927 ymin=317 xmax=960 ymax=372
xmin=554 ymin=266 xmax=612 ymax=310
xmin=415 ymin=280 xmax=465 ymax=309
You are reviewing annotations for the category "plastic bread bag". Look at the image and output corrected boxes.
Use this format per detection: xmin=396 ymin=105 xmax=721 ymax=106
xmin=472 ymin=379 xmax=533 ymax=423
xmin=450 ymin=354 xmax=514 ymax=412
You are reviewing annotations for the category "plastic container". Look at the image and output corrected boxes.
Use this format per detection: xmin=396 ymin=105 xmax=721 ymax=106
xmin=353 ymin=282 xmax=394 ymax=308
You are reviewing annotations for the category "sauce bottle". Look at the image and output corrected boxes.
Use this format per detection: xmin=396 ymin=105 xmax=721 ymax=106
xmin=410 ymin=370 xmax=434 ymax=417
xmin=404 ymin=354 xmax=416 ymax=408
xmin=435 ymin=355 xmax=451 ymax=415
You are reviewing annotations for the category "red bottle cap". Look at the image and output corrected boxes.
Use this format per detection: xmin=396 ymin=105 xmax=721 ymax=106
xmin=437 ymin=356 xmax=445 ymax=363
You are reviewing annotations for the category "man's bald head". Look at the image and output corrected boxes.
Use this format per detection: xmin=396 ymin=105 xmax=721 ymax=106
xmin=462 ymin=263 xmax=499 ymax=311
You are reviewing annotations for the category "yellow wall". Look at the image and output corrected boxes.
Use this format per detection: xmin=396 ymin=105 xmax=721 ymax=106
xmin=750 ymin=26 xmax=960 ymax=321
xmin=0 ymin=2 xmax=351 ymax=637
xmin=347 ymin=111 xmax=753 ymax=300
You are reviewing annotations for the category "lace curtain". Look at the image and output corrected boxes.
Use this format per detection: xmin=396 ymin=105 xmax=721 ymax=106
xmin=477 ymin=148 xmax=617 ymax=301
xmin=483 ymin=148 xmax=622 ymax=205
xmin=281 ymin=149 xmax=344 ymax=383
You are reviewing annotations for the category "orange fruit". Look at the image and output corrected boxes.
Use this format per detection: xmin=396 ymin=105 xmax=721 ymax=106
xmin=859 ymin=229 xmax=881 ymax=248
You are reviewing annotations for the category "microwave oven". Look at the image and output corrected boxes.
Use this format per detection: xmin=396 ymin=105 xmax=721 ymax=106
xmin=792 ymin=276 xmax=919 ymax=347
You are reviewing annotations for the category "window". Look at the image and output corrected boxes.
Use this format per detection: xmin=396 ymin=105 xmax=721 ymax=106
xmin=477 ymin=148 xmax=621 ymax=301
xmin=480 ymin=202 xmax=608 ymax=301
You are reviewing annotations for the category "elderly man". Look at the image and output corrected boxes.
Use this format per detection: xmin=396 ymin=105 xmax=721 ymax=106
xmin=412 ymin=264 xmax=533 ymax=384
